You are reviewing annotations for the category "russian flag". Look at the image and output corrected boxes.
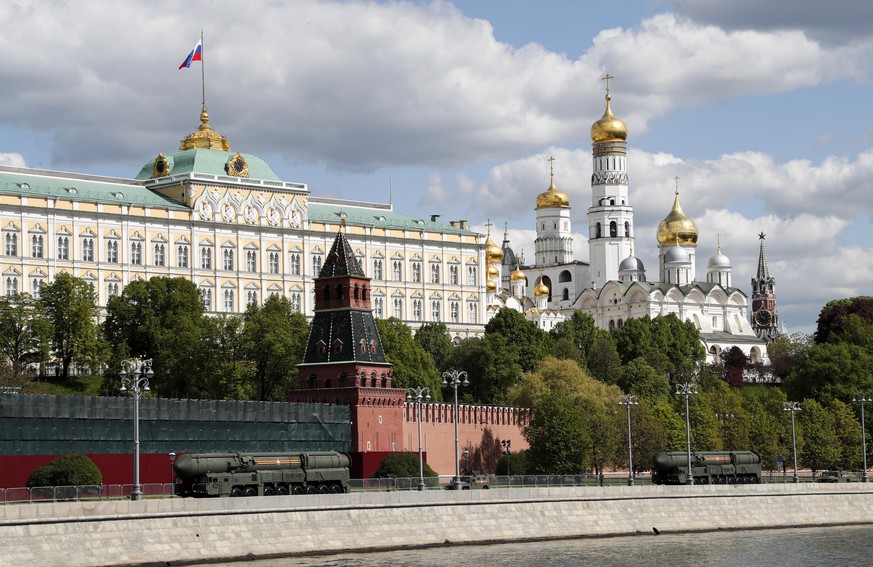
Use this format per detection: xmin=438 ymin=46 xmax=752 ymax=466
xmin=179 ymin=39 xmax=203 ymax=69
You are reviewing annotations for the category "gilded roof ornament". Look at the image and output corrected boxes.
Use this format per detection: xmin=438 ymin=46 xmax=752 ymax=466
xmin=151 ymin=153 xmax=171 ymax=178
xmin=590 ymin=74 xmax=628 ymax=143
xmin=535 ymin=156 xmax=570 ymax=208
xmin=179 ymin=105 xmax=231 ymax=151
xmin=657 ymin=178 xmax=698 ymax=247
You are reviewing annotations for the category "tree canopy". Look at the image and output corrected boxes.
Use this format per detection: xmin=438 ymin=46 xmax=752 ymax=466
xmin=40 ymin=273 xmax=105 ymax=381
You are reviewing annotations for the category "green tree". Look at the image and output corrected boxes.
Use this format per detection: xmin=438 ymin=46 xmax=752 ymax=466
xmin=371 ymin=452 xmax=438 ymax=478
xmin=198 ymin=315 xmax=252 ymax=400
xmin=40 ymin=273 xmax=105 ymax=381
xmin=586 ymin=335 xmax=622 ymax=385
xmin=549 ymin=311 xmax=606 ymax=368
xmin=524 ymin=391 xmax=590 ymax=474
xmin=0 ymin=293 xmax=52 ymax=381
xmin=612 ymin=314 xmax=704 ymax=379
xmin=103 ymin=277 xmax=207 ymax=397
xmin=783 ymin=342 xmax=873 ymax=404
xmin=243 ymin=296 xmax=310 ymax=401
xmin=26 ymin=455 xmax=102 ymax=487
xmin=815 ymin=296 xmax=873 ymax=345
xmin=617 ymin=357 xmax=671 ymax=403
xmin=413 ymin=322 xmax=454 ymax=372
xmin=376 ymin=318 xmax=442 ymax=398
xmin=831 ymin=399 xmax=862 ymax=470
xmin=798 ymin=399 xmax=840 ymax=473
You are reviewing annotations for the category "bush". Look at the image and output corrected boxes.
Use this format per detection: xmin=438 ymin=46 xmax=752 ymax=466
xmin=496 ymin=449 xmax=530 ymax=475
xmin=371 ymin=452 xmax=438 ymax=478
xmin=26 ymin=455 xmax=103 ymax=488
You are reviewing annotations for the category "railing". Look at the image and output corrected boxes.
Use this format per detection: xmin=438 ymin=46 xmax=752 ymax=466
xmin=1 ymin=471 xmax=864 ymax=504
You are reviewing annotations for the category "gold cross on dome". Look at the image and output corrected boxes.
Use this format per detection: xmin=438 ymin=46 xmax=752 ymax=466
xmin=674 ymin=176 xmax=680 ymax=195
xmin=602 ymin=73 xmax=614 ymax=95
xmin=548 ymin=155 xmax=555 ymax=178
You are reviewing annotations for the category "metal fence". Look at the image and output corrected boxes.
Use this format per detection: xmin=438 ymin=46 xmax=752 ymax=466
xmin=1 ymin=471 xmax=865 ymax=504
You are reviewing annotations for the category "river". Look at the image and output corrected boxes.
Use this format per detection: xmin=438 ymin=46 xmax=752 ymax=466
xmin=200 ymin=525 xmax=873 ymax=566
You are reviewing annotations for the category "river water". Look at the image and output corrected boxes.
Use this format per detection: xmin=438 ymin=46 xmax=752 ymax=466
xmin=202 ymin=525 xmax=873 ymax=567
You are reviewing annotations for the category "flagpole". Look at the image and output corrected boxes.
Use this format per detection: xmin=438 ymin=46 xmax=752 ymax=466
xmin=200 ymin=30 xmax=206 ymax=110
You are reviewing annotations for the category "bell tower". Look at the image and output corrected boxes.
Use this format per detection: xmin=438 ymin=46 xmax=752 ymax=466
xmin=750 ymin=232 xmax=779 ymax=342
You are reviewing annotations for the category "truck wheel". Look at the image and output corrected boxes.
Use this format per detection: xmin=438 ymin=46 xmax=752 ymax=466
xmin=292 ymin=485 xmax=305 ymax=495
xmin=231 ymin=487 xmax=243 ymax=497
xmin=243 ymin=487 xmax=257 ymax=497
xmin=263 ymin=486 xmax=275 ymax=496
xmin=277 ymin=486 xmax=290 ymax=496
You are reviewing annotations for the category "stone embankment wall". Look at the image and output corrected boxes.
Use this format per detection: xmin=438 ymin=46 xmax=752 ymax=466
xmin=2 ymin=483 xmax=872 ymax=567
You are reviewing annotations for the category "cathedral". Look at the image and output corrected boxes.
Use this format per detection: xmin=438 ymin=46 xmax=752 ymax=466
xmin=490 ymin=82 xmax=775 ymax=364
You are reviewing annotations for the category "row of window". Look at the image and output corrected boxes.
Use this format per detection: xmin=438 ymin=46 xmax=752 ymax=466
xmin=593 ymin=221 xmax=631 ymax=239
xmin=372 ymin=259 xmax=477 ymax=285
xmin=371 ymin=297 xmax=477 ymax=324
xmin=4 ymin=234 xmax=480 ymax=285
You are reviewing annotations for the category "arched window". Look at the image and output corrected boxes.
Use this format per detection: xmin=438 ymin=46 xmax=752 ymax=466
xmin=609 ymin=221 xmax=617 ymax=237
xmin=624 ymin=221 xmax=630 ymax=237
xmin=559 ymin=270 xmax=572 ymax=283
xmin=336 ymin=283 xmax=344 ymax=300
xmin=322 ymin=285 xmax=330 ymax=301
xmin=308 ymin=375 xmax=317 ymax=389
xmin=370 ymin=372 xmax=377 ymax=388
xmin=353 ymin=283 xmax=359 ymax=300
xmin=381 ymin=373 xmax=388 ymax=388
xmin=608 ymin=319 xmax=616 ymax=332
xmin=562 ymin=288 xmax=569 ymax=301
xmin=595 ymin=223 xmax=602 ymax=238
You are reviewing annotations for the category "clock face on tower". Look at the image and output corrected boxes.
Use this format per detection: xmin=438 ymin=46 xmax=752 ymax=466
xmin=754 ymin=309 xmax=772 ymax=327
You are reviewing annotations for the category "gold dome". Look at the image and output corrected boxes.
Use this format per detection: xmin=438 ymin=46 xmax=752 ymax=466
xmin=657 ymin=191 xmax=698 ymax=247
xmin=485 ymin=233 xmax=504 ymax=263
xmin=485 ymin=279 xmax=498 ymax=293
xmin=179 ymin=105 xmax=231 ymax=151
xmin=534 ymin=276 xmax=549 ymax=298
xmin=487 ymin=263 xmax=500 ymax=278
xmin=510 ymin=262 xmax=526 ymax=281
xmin=590 ymin=94 xmax=627 ymax=143
xmin=536 ymin=156 xmax=570 ymax=209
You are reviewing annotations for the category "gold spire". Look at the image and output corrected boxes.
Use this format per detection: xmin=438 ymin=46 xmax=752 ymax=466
xmin=179 ymin=104 xmax=231 ymax=151
xmin=657 ymin=179 xmax=698 ymax=247
xmin=590 ymin=74 xmax=628 ymax=143
xmin=535 ymin=156 xmax=570 ymax=208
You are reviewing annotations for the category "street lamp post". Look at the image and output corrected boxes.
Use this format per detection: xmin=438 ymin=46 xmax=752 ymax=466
xmin=618 ymin=394 xmax=639 ymax=486
xmin=501 ymin=440 xmax=512 ymax=487
xmin=675 ymin=383 xmax=698 ymax=485
xmin=169 ymin=452 xmax=176 ymax=497
xmin=442 ymin=369 xmax=469 ymax=491
xmin=406 ymin=386 xmax=431 ymax=491
xmin=852 ymin=394 xmax=870 ymax=483
xmin=784 ymin=401 xmax=801 ymax=484
xmin=120 ymin=358 xmax=153 ymax=501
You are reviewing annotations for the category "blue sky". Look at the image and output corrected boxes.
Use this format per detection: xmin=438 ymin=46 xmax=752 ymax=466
xmin=1 ymin=0 xmax=872 ymax=334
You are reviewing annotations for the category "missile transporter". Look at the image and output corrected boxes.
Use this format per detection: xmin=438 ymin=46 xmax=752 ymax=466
xmin=652 ymin=451 xmax=761 ymax=485
xmin=173 ymin=451 xmax=351 ymax=497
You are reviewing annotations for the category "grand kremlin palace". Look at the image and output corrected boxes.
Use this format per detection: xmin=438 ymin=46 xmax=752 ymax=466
xmin=0 ymin=108 xmax=489 ymax=340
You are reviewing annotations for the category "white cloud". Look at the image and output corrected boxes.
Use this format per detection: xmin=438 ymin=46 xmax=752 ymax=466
xmin=0 ymin=153 xmax=26 ymax=167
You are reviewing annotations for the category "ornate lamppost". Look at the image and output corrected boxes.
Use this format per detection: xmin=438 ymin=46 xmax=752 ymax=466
xmin=501 ymin=439 xmax=512 ymax=487
xmin=406 ymin=386 xmax=431 ymax=491
xmin=618 ymin=394 xmax=639 ymax=486
xmin=120 ymin=358 xmax=153 ymax=501
xmin=852 ymin=394 xmax=869 ymax=483
xmin=169 ymin=451 xmax=176 ymax=496
xmin=675 ymin=383 xmax=698 ymax=485
xmin=783 ymin=401 xmax=801 ymax=483
xmin=442 ymin=369 xmax=468 ymax=490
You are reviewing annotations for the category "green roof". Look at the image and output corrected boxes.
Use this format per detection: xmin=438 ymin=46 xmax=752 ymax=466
xmin=307 ymin=200 xmax=476 ymax=235
xmin=134 ymin=149 xmax=283 ymax=181
xmin=0 ymin=166 xmax=188 ymax=209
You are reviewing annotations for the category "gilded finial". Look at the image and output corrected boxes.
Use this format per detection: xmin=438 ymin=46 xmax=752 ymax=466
xmin=485 ymin=219 xmax=493 ymax=236
xmin=602 ymin=73 xmax=614 ymax=97
xmin=674 ymin=176 xmax=680 ymax=196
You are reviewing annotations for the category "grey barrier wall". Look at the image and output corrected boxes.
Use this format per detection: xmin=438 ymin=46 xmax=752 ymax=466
xmin=0 ymin=394 xmax=352 ymax=455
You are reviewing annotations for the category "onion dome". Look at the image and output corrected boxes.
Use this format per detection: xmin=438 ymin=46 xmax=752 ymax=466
xmin=657 ymin=191 xmax=698 ymax=247
xmin=485 ymin=279 xmax=498 ymax=293
xmin=536 ymin=156 xmax=570 ymax=209
xmin=534 ymin=276 xmax=549 ymax=298
xmin=179 ymin=105 xmax=231 ymax=151
xmin=619 ymin=255 xmax=645 ymax=272
xmin=485 ymin=233 xmax=504 ymax=264
xmin=511 ymin=262 xmax=526 ymax=281
xmin=664 ymin=244 xmax=690 ymax=265
xmin=487 ymin=263 xmax=500 ymax=279
xmin=590 ymin=94 xmax=627 ymax=143
xmin=707 ymin=250 xmax=731 ymax=269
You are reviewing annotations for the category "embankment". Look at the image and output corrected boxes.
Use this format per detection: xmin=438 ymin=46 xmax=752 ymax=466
xmin=1 ymin=483 xmax=871 ymax=567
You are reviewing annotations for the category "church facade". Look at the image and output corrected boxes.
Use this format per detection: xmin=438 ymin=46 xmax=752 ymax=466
xmin=493 ymin=84 xmax=772 ymax=364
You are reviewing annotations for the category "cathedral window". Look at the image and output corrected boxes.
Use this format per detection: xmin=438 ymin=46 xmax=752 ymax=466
xmin=153 ymin=243 xmax=165 ymax=266
xmin=362 ymin=285 xmax=368 ymax=301
xmin=200 ymin=246 xmax=212 ymax=269
xmin=449 ymin=265 xmax=459 ymax=285
xmin=374 ymin=297 xmax=383 ymax=318
xmin=4 ymin=233 xmax=18 ymax=257
xmin=450 ymin=301 xmax=459 ymax=323
xmin=223 ymin=289 xmax=234 ymax=312
xmin=200 ymin=288 xmax=212 ymax=311
xmin=32 ymin=278 xmax=44 ymax=298
xmin=223 ymin=248 xmax=234 ymax=271
xmin=106 ymin=240 xmax=119 ymax=263
xmin=467 ymin=265 xmax=477 ymax=285
xmin=177 ymin=245 xmax=189 ymax=268
xmin=431 ymin=300 xmax=441 ymax=321
xmin=609 ymin=221 xmax=617 ymax=237
xmin=430 ymin=263 xmax=440 ymax=284
xmin=246 ymin=250 xmax=258 ymax=272
xmin=608 ymin=320 xmax=615 ymax=332
xmin=371 ymin=372 xmax=377 ymax=387
xmin=290 ymin=293 xmax=301 ymax=312
xmin=290 ymin=253 xmax=301 ymax=275
xmin=413 ymin=299 xmax=422 ymax=321
xmin=246 ymin=290 xmax=258 ymax=307
xmin=130 ymin=242 xmax=141 ymax=265
xmin=312 ymin=254 xmax=323 ymax=274
xmin=269 ymin=252 xmax=280 ymax=274
xmin=468 ymin=302 xmax=477 ymax=324
xmin=392 ymin=260 xmax=402 ymax=280
xmin=58 ymin=236 xmax=70 ymax=260
xmin=393 ymin=298 xmax=403 ymax=318
xmin=373 ymin=259 xmax=383 ymax=280
xmin=31 ymin=234 xmax=44 ymax=258
xmin=107 ymin=282 xmax=119 ymax=298
xmin=5 ymin=277 xmax=18 ymax=296
xmin=82 ymin=237 xmax=94 ymax=262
